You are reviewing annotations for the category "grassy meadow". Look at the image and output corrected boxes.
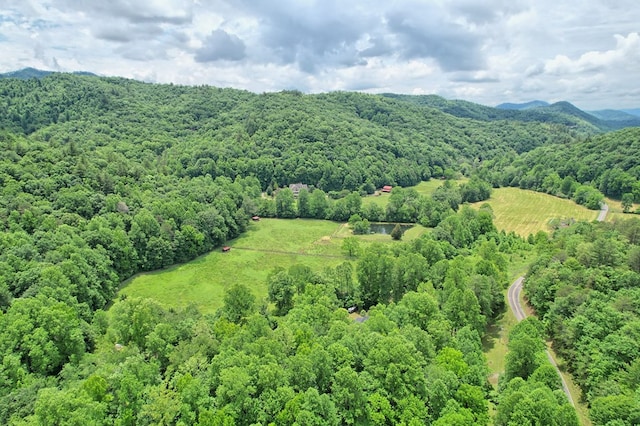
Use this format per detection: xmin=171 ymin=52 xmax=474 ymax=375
xmin=471 ymin=187 xmax=599 ymax=236
xmin=119 ymin=219 xmax=345 ymax=313
xmin=604 ymin=196 xmax=640 ymax=222
xmin=363 ymin=179 xmax=466 ymax=209
xmin=119 ymin=218 xmax=426 ymax=313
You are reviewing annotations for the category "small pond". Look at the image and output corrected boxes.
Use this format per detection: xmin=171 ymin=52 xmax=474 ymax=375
xmin=368 ymin=223 xmax=414 ymax=235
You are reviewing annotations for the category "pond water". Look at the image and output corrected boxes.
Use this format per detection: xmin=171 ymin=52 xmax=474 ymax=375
xmin=368 ymin=223 xmax=414 ymax=235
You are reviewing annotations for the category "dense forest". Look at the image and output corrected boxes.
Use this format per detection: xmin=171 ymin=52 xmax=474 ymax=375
xmin=0 ymin=73 xmax=638 ymax=424
xmin=523 ymin=219 xmax=640 ymax=425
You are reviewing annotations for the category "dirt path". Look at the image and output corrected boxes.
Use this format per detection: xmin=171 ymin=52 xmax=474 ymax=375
xmin=507 ymin=277 xmax=575 ymax=407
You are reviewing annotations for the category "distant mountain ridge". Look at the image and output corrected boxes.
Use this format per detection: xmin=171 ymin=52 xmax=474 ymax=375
xmin=0 ymin=67 xmax=97 ymax=80
xmin=588 ymin=109 xmax=640 ymax=121
xmin=621 ymin=108 xmax=640 ymax=117
xmin=496 ymin=100 xmax=549 ymax=110
xmin=383 ymin=94 xmax=640 ymax=132
xmin=2 ymin=68 xmax=639 ymax=132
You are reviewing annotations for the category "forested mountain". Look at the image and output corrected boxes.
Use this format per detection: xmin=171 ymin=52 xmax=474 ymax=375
xmin=382 ymin=94 xmax=640 ymax=132
xmin=496 ymin=100 xmax=550 ymax=110
xmin=0 ymin=73 xmax=579 ymax=190
xmin=0 ymin=73 xmax=635 ymax=424
xmin=588 ymin=109 xmax=640 ymax=122
xmin=0 ymin=67 xmax=97 ymax=80
xmin=479 ymin=127 xmax=640 ymax=208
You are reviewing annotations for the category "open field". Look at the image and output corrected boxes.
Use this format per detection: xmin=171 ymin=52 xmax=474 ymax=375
xmin=471 ymin=188 xmax=599 ymax=236
xmin=119 ymin=218 xmax=427 ymax=313
xmin=363 ymin=179 xmax=467 ymax=209
xmin=119 ymin=219 xmax=346 ymax=313
xmin=604 ymin=196 xmax=640 ymax=222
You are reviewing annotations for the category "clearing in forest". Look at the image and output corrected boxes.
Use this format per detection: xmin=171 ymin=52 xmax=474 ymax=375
xmin=471 ymin=187 xmax=598 ymax=236
xmin=118 ymin=218 xmax=426 ymax=314
xmin=363 ymin=178 xmax=467 ymax=209
xmin=119 ymin=219 xmax=345 ymax=313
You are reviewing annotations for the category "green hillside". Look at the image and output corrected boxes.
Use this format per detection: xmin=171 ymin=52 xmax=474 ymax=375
xmin=480 ymin=127 xmax=640 ymax=203
xmin=2 ymin=73 xmax=638 ymax=424
xmin=384 ymin=93 xmax=640 ymax=132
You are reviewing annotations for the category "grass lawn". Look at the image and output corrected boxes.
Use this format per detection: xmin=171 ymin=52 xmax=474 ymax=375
xmin=471 ymin=187 xmax=599 ymax=236
xmin=119 ymin=219 xmax=348 ymax=314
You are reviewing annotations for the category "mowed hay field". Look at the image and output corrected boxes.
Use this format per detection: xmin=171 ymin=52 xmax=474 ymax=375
xmin=604 ymin=196 xmax=640 ymax=222
xmin=471 ymin=187 xmax=599 ymax=236
xmin=119 ymin=219 xmax=347 ymax=314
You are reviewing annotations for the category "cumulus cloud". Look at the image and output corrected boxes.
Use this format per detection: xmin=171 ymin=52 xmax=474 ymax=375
xmin=385 ymin=6 xmax=484 ymax=71
xmin=195 ymin=29 xmax=246 ymax=62
xmin=226 ymin=0 xmax=373 ymax=71
xmin=1 ymin=0 xmax=640 ymax=109
xmin=544 ymin=32 xmax=640 ymax=74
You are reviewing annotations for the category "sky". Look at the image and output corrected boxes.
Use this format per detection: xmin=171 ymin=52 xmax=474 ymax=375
xmin=1 ymin=0 xmax=639 ymax=110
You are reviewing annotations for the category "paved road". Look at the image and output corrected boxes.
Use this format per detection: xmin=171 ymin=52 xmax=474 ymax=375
xmin=507 ymin=277 xmax=575 ymax=407
xmin=597 ymin=203 xmax=609 ymax=222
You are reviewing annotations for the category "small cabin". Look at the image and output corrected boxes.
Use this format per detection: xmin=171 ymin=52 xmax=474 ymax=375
xmin=381 ymin=185 xmax=393 ymax=193
xmin=252 ymin=216 xmax=260 ymax=221
xmin=222 ymin=246 xmax=231 ymax=252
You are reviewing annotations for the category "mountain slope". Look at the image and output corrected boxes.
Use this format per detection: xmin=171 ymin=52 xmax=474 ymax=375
xmin=496 ymin=100 xmax=549 ymax=110
xmin=0 ymin=74 xmax=580 ymax=189
xmin=589 ymin=109 xmax=640 ymax=128
xmin=589 ymin=109 xmax=640 ymax=121
xmin=480 ymin=126 xmax=640 ymax=199
xmin=622 ymin=108 xmax=640 ymax=117
xmin=382 ymin=94 xmax=624 ymax=133
xmin=0 ymin=67 xmax=97 ymax=79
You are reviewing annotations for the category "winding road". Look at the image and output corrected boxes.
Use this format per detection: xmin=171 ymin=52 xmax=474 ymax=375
xmin=508 ymin=277 xmax=575 ymax=406
xmin=503 ymin=202 xmax=608 ymax=408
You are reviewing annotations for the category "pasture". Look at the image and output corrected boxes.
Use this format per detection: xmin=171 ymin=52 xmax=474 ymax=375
xmin=471 ymin=187 xmax=599 ymax=236
xmin=119 ymin=219 xmax=345 ymax=313
xmin=118 ymin=218 xmax=426 ymax=313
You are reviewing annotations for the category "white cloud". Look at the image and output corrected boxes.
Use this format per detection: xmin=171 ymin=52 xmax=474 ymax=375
xmin=0 ymin=0 xmax=639 ymax=109
xmin=544 ymin=32 xmax=640 ymax=74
